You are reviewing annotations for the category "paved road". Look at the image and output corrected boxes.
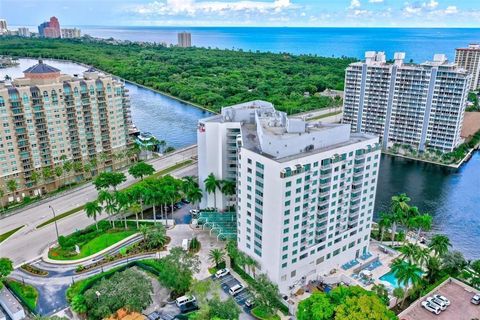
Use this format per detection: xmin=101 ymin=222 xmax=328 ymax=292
xmin=0 ymin=146 xmax=198 ymax=267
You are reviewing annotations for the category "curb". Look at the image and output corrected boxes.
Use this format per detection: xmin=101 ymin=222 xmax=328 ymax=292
xmin=42 ymin=233 xmax=141 ymax=265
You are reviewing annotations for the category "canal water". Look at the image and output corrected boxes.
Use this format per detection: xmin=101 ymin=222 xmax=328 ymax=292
xmin=1 ymin=59 xmax=479 ymax=259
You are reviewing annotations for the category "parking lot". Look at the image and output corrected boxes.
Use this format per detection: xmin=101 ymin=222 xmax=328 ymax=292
xmin=399 ymin=278 xmax=480 ymax=320
xmin=145 ymin=272 xmax=255 ymax=320
xmin=214 ymin=272 xmax=256 ymax=319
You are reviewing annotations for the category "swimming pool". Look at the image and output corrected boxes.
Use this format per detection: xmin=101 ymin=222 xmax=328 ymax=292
xmin=379 ymin=271 xmax=423 ymax=289
xmin=379 ymin=271 xmax=404 ymax=288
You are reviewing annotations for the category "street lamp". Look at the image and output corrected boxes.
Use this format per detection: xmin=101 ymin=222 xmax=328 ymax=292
xmin=48 ymin=204 xmax=60 ymax=242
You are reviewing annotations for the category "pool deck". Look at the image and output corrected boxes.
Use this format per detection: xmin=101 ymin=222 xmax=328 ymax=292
xmin=288 ymin=240 xmax=401 ymax=309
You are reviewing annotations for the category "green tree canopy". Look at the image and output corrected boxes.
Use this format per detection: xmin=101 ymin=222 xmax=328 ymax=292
xmin=128 ymin=161 xmax=155 ymax=180
xmin=297 ymin=285 xmax=397 ymax=320
xmin=83 ymin=269 xmax=152 ymax=320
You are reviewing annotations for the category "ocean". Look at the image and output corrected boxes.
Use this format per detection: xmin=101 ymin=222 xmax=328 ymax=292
xmin=81 ymin=26 xmax=480 ymax=62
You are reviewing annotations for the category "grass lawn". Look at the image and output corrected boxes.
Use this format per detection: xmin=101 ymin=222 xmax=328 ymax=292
xmin=0 ymin=225 xmax=24 ymax=244
xmin=251 ymin=306 xmax=281 ymax=320
xmin=5 ymin=279 xmax=39 ymax=312
xmin=307 ymin=110 xmax=342 ymax=121
xmin=49 ymin=229 xmax=137 ymax=260
xmin=152 ymin=159 xmax=193 ymax=177
xmin=36 ymin=205 xmax=85 ymax=229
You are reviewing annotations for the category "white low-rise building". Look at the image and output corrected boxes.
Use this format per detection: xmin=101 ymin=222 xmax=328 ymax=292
xmin=198 ymin=101 xmax=381 ymax=293
xmin=0 ymin=288 xmax=25 ymax=320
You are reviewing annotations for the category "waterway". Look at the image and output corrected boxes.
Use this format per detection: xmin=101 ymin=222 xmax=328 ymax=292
xmin=1 ymin=59 xmax=479 ymax=259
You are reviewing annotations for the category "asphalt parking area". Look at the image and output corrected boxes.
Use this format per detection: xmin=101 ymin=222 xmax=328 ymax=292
xmin=399 ymin=279 xmax=480 ymax=320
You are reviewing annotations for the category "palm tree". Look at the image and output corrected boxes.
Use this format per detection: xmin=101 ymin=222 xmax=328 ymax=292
xmin=410 ymin=214 xmax=432 ymax=244
xmin=378 ymin=212 xmax=392 ymax=243
xmin=98 ymin=190 xmax=116 ymax=228
xmin=429 ymin=234 xmax=451 ymax=257
xmin=129 ymin=202 xmax=142 ymax=229
xmin=115 ymin=191 xmax=131 ymax=230
xmin=388 ymin=193 xmax=411 ymax=246
xmin=425 ymin=256 xmax=442 ymax=283
xmin=84 ymin=200 xmax=102 ymax=230
xmin=182 ymin=176 xmax=198 ymax=195
xmin=30 ymin=171 xmax=41 ymax=193
xmin=221 ymin=179 xmax=236 ymax=207
xmin=6 ymin=179 xmax=18 ymax=198
xmin=398 ymin=243 xmax=421 ymax=264
xmin=393 ymin=287 xmax=405 ymax=306
xmin=391 ymin=259 xmax=423 ymax=306
xmin=0 ymin=188 xmax=4 ymax=211
xmin=140 ymin=224 xmax=149 ymax=241
xmin=187 ymin=187 xmax=203 ymax=209
xmin=144 ymin=188 xmax=157 ymax=225
xmin=209 ymin=248 xmax=225 ymax=268
xmin=204 ymin=173 xmax=221 ymax=209
xmin=63 ymin=161 xmax=73 ymax=186
xmin=244 ymin=255 xmax=259 ymax=277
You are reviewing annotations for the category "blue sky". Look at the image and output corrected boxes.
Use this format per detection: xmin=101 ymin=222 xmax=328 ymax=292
xmin=2 ymin=0 xmax=480 ymax=27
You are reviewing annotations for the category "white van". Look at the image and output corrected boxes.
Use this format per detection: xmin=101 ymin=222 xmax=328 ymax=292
xmin=182 ymin=239 xmax=189 ymax=251
xmin=175 ymin=295 xmax=196 ymax=307
xmin=229 ymin=284 xmax=244 ymax=296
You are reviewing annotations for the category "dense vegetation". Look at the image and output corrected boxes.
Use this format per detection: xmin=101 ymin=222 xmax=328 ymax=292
xmin=297 ymin=286 xmax=397 ymax=320
xmin=82 ymin=268 xmax=153 ymax=319
xmin=0 ymin=37 xmax=353 ymax=114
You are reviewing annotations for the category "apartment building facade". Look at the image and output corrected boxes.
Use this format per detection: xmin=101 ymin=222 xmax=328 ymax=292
xmin=198 ymin=101 xmax=381 ymax=293
xmin=343 ymin=51 xmax=471 ymax=152
xmin=0 ymin=61 xmax=131 ymax=200
xmin=38 ymin=16 xmax=60 ymax=38
xmin=455 ymin=44 xmax=480 ymax=91
xmin=177 ymin=32 xmax=192 ymax=48
xmin=61 ymin=28 xmax=81 ymax=39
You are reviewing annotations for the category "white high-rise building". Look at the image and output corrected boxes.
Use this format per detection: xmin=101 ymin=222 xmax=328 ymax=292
xmin=17 ymin=27 xmax=31 ymax=37
xmin=198 ymin=101 xmax=381 ymax=293
xmin=343 ymin=51 xmax=472 ymax=152
xmin=455 ymin=44 xmax=480 ymax=90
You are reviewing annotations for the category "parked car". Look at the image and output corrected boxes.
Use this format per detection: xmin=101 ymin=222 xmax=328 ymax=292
xmin=421 ymin=301 xmax=441 ymax=315
xmin=471 ymin=294 xmax=480 ymax=305
xmin=189 ymin=209 xmax=199 ymax=215
xmin=432 ymin=294 xmax=450 ymax=306
xmin=147 ymin=311 xmax=162 ymax=320
xmin=427 ymin=296 xmax=447 ymax=310
xmin=182 ymin=199 xmax=190 ymax=204
xmin=179 ymin=301 xmax=199 ymax=314
xmin=229 ymin=284 xmax=245 ymax=296
xmin=245 ymin=298 xmax=255 ymax=308
xmin=215 ymin=268 xmax=230 ymax=279
xmin=175 ymin=295 xmax=196 ymax=307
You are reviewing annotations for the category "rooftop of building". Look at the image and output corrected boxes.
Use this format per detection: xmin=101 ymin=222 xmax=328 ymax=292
xmin=200 ymin=100 xmax=377 ymax=161
xmin=399 ymin=278 xmax=480 ymax=320
xmin=23 ymin=59 xmax=60 ymax=74
xmin=0 ymin=287 xmax=25 ymax=315
xmin=350 ymin=51 xmax=466 ymax=71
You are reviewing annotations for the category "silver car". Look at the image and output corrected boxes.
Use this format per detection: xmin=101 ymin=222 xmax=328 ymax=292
xmin=427 ymin=296 xmax=447 ymax=310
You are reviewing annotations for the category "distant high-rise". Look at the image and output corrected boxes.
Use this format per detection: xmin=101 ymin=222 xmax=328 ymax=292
xmin=38 ymin=16 xmax=61 ymax=38
xmin=0 ymin=19 xmax=7 ymax=34
xmin=455 ymin=44 xmax=480 ymax=90
xmin=343 ymin=51 xmax=471 ymax=153
xmin=17 ymin=27 xmax=31 ymax=37
xmin=61 ymin=28 xmax=81 ymax=39
xmin=177 ymin=32 xmax=192 ymax=48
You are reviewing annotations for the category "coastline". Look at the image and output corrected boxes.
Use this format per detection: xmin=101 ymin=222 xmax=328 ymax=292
xmin=382 ymin=148 xmax=477 ymax=169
